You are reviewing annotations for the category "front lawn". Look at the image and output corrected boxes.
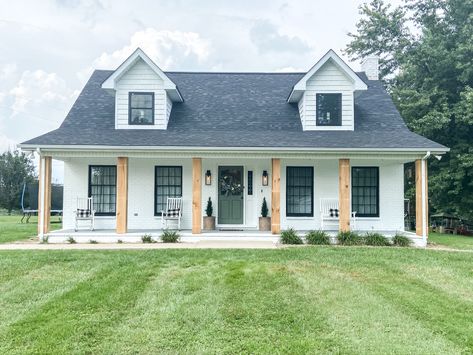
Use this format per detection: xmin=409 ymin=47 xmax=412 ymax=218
xmin=429 ymin=232 xmax=473 ymax=250
xmin=0 ymin=215 xmax=61 ymax=243
xmin=0 ymin=248 xmax=471 ymax=353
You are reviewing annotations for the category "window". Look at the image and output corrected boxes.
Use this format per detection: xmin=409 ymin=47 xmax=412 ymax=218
xmin=154 ymin=166 xmax=182 ymax=215
xmin=352 ymin=167 xmax=379 ymax=217
xmin=286 ymin=167 xmax=313 ymax=217
xmin=88 ymin=165 xmax=116 ymax=216
xmin=316 ymin=93 xmax=342 ymax=126
xmin=247 ymin=171 xmax=253 ymax=195
xmin=129 ymin=92 xmax=154 ymax=125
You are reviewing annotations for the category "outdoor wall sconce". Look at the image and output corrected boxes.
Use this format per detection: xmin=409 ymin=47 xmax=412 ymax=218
xmin=205 ymin=170 xmax=212 ymax=185
xmin=262 ymin=170 xmax=269 ymax=186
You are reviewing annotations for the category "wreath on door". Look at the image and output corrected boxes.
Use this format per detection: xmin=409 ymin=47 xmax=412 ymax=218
xmin=220 ymin=175 xmax=243 ymax=196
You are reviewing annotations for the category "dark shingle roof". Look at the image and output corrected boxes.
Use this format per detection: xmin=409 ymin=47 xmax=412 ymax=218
xmin=22 ymin=70 xmax=446 ymax=150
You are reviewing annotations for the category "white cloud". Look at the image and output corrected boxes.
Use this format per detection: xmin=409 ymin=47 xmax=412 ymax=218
xmin=0 ymin=133 xmax=17 ymax=152
xmin=78 ymin=28 xmax=211 ymax=82
xmin=274 ymin=66 xmax=305 ymax=73
xmin=9 ymin=70 xmax=75 ymax=114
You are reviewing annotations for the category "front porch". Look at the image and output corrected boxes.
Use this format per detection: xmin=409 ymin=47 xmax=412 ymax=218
xmin=36 ymin=151 xmax=430 ymax=246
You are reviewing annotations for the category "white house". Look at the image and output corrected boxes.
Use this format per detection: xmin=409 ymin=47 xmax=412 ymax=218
xmin=20 ymin=48 xmax=448 ymax=245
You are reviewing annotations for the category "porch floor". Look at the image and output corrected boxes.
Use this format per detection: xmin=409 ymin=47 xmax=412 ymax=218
xmin=45 ymin=228 xmax=412 ymax=244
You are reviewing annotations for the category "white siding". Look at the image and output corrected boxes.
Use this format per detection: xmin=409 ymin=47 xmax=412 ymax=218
xmin=62 ymin=156 xmax=404 ymax=233
xmin=301 ymin=60 xmax=355 ymax=131
xmin=115 ymin=58 xmax=168 ymax=130
xmin=165 ymin=93 xmax=172 ymax=125
xmin=280 ymin=159 xmax=404 ymax=231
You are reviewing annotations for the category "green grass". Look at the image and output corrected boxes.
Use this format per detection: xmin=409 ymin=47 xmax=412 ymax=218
xmin=0 ymin=248 xmax=472 ymax=353
xmin=429 ymin=232 xmax=473 ymax=250
xmin=0 ymin=215 xmax=61 ymax=243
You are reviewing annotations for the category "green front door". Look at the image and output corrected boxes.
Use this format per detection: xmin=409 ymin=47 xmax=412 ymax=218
xmin=218 ymin=166 xmax=244 ymax=224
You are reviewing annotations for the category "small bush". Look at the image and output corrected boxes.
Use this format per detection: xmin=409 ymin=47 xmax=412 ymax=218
xmin=40 ymin=235 xmax=49 ymax=244
xmin=392 ymin=233 xmax=412 ymax=247
xmin=337 ymin=231 xmax=363 ymax=246
xmin=365 ymin=232 xmax=390 ymax=246
xmin=141 ymin=234 xmax=154 ymax=243
xmin=117 ymin=239 xmax=123 ymax=244
xmin=261 ymin=198 xmax=269 ymax=218
xmin=280 ymin=228 xmax=303 ymax=245
xmin=66 ymin=236 xmax=76 ymax=244
xmin=161 ymin=229 xmax=180 ymax=243
xmin=205 ymin=197 xmax=213 ymax=217
xmin=305 ymin=230 xmax=330 ymax=245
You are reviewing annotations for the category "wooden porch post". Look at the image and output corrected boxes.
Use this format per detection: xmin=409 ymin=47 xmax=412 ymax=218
xmin=271 ymin=158 xmax=281 ymax=234
xmin=415 ymin=159 xmax=428 ymax=238
xmin=192 ymin=157 xmax=202 ymax=234
xmin=116 ymin=157 xmax=128 ymax=234
xmin=339 ymin=159 xmax=351 ymax=232
xmin=37 ymin=156 xmax=52 ymax=237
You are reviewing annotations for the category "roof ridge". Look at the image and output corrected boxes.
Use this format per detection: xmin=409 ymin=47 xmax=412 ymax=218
xmin=165 ymin=71 xmax=306 ymax=75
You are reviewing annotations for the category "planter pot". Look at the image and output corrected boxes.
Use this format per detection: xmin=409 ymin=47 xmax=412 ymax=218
xmin=259 ymin=217 xmax=271 ymax=231
xmin=203 ymin=216 xmax=216 ymax=230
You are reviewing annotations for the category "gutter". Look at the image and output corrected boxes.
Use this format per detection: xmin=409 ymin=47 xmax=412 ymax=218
xmin=18 ymin=144 xmax=450 ymax=154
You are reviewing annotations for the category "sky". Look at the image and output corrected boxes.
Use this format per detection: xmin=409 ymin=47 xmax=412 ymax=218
xmin=0 ymin=0 xmax=403 ymax=182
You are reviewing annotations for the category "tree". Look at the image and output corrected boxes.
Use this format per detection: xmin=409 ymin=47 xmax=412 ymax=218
xmin=0 ymin=150 xmax=36 ymax=214
xmin=346 ymin=0 xmax=473 ymax=220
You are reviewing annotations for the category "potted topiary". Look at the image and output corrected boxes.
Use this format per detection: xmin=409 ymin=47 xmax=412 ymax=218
xmin=259 ymin=197 xmax=271 ymax=231
xmin=203 ymin=197 xmax=216 ymax=230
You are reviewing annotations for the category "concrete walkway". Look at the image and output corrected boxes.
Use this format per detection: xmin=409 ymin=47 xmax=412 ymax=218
xmin=0 ymin=240 xmax=279 ymax=250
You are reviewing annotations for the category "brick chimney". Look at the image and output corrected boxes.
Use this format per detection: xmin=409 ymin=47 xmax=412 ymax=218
xmin=361 ymin=56 xmax=379 ymax=80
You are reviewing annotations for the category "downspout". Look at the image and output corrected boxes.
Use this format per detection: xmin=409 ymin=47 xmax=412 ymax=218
xmin=421 ymin=151 xmax=431 ymax=245
xmin=37 ymin=148 xmax=45 ymax=242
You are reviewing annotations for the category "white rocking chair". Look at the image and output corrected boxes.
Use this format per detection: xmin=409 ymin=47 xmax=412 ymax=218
xmin=161 ymin=197 xmax=182 ymax=230
xmin=74 ymin=197 xmax=95 ymax=231
xmin=320 ymin=198 xmax=357 ymax=230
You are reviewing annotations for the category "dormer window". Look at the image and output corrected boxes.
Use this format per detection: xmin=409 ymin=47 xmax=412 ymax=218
xmin=129 ymin=92 xmax=154 ymax=125
xmin=316 ymin=93 xmax=342 ymax=126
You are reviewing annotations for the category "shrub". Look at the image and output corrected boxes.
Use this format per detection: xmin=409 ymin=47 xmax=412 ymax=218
xmin=305 ymin=230 xmax=330 ymax=245
xmin=280 ymin=228 xmax=303 ymax=245
xmin=261 ymin=198 xmax=269 ymax=218
xmin=66 ymin=236 xmax=76 ymax=244
xmin=89 ymin=239 xmax=98 ymax=244
xmin=205 ymin=197 xmax=213 ymax=217
xmin=392 ymin=233 xmax=412 ymax=247
xmin=141 ymin=234 xmax=154 ymax=243
xmin=365 ymin=232 xmax=390 ymax=246
xmin=40 ymin=235 xmax=49 ymax=244
xmin=337 ymin=231 xmax=363 ymax=246
xmin=117 ymin=239 xmax=123 ymax=244
xmin=161 ymin=229 xmax=180 ymax=243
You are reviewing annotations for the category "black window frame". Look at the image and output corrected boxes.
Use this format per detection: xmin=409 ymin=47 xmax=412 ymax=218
xmin=128 ymin=92 xmax=155 ymax=125
xmin=351 ymin=166 xmax=379 ymax=218
xmin=316 ymin=93 xmax=342 ymax=126
xmin=286 ymin=166 xmax=314 ymax=217
xmin=88 ymin=165 xmax=117 ymax=216
xmin=154 ymin=166 xmax=183 ymax=216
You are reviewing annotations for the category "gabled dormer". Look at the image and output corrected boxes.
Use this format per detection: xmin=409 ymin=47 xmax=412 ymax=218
xmin=102 ymin=48 xmax=183 ymax=130
xmin=288 ymin=50 xmax=367 ymax=131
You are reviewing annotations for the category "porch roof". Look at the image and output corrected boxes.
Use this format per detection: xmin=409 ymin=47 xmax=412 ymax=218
xmin=22 ymin=70 xmax=447 ymax=152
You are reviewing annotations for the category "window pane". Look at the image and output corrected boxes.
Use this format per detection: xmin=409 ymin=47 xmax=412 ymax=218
xmin=130 ymin=109 xmax=153 ymax=124
xmin=155 ymin=166 xmax=183 ymax=215
xmin=89 ymin=166 xmax=116 ymax=215
xmin=351 ymin=167 xmax=379 ymax=217
xmin=130 ymin=93 xmax=153 ymax=108
xmin=316 ymin=93 xmax=342 ymax=126
xmin=286 ymin=167 xmax=313 ymax=217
